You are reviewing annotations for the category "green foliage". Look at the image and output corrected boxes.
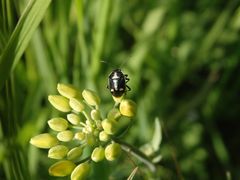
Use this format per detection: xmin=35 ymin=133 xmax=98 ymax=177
xmin=1 ymin=0 xmax=240 ymax=179
xmin=0 ymin=0 xmax=51 ymax=90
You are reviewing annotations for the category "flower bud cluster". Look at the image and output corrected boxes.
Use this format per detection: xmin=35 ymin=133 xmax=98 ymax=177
xmin=30 ymin=83 xmax=136 ymax=179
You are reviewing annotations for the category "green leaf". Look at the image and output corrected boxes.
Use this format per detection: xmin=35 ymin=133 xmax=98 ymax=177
xmin=142 ymin=8 xmax=165 ymax=36
xmin=140 ymin=117 xmax=162 ymax=156
xmin=151 ymin=117 xmax=162 ymax=152
xmin=31 ymin=30 xmax=57 ymax=93
xmin=0 ymin=0 xmax=51 ymax=90
xmin=152 ymin=154 xmax=162 ymax=163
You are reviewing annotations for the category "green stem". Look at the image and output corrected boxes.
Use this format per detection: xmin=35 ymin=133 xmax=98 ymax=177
xmin=113 ymin=138 xmax=156 ymax=173
xmin=82 ymin=110 xmax=93 ymax=124
xmin=70 ymin=125 xmax=83 ymax=130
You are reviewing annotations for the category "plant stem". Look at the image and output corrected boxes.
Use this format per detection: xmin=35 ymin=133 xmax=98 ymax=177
xmin=113 ymin=138 xmax=156 ymax=172
xmin=82 ymin=110 xmax=94 ymax=124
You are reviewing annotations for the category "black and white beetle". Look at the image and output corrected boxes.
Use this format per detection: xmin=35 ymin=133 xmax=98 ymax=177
xmin=107 ymin=69 xmax=131 ymax=97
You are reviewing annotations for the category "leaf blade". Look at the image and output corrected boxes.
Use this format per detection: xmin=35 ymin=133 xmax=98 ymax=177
xmin=151 ymin=117 xmax=162 ymax=152
xmin=0 ymin=0 xmax=51 ymax=90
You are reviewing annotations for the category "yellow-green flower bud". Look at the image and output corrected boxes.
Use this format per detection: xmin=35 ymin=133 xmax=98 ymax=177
xmin=107 ymin=108 xmax=121 ymax=120
xmin=85 ymin=125 xmax=94 ymax=133
xmin=84 ymin=120 xmax=94 ymax=133
xmin=82 ymin=89 xmax=100 ymax=106
xmin=95 ymin=120 xmax=102 ymax=129
xmin=57 ymin=130 xmax=74 ymax=142
xmin=99 ymin=131 xmax=110 ymax=142
xmin=105 ymin=142 xmax=122 ymax=161
xmin=57 ymin=83 xmax=81 ymax=99
xmin=90 ymin=109 xmax=101 ymax=120
xmin=48 ymin=145 xmax=69 ymax=159
xmin=101 ymin=119 xmax=118 ymax=135
xmin=67 ymin=113 xmax=81 ymax=125
xmin=48 ymin=118 xmax=68 ymax=131
xmin=86 ymin=134 xmax=96 ymax=146
xmin=119 ymin=99 xmax=136 ymax=117
xmin=91 ymin=146 xmax=105 ymax=162
xmin=48 ymin=95 xmax=71 ymax=112
xmin=71 ymin=162 xmax=90 ymax=180
xmin=82 ymin=127 xmax=88 ymax=134
xmin=69 ymin=98 xmax=85 ymax=112
xmin=67 ymin=147 xmax=83 ymax=160
xmin=49 ymin=160 xmax=76 ymax=177
xmin=86 ymin=119 xmax=94 ymax=127
xmin=30 ymin=133 xmax=58 ymax=149
xmin=74 ymin=132 xmax=85 ymax=141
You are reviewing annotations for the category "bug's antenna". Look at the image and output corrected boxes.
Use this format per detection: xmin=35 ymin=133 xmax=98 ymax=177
xmin=100 ymin=60 xmax=108 ymax=65
xmin=100 ymin=60 xmax=116 ymax=69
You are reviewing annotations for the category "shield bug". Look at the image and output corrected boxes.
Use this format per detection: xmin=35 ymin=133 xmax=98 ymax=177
xmin=107 ymin=69 xmax=131 ymax=97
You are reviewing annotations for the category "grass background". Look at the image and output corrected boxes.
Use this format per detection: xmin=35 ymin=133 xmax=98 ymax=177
xmin=1 ymin=0 xmax=240 ymax=179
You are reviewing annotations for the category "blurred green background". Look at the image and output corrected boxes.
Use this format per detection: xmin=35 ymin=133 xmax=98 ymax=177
xmin=1 ymin=0 xmax=240 ymax=179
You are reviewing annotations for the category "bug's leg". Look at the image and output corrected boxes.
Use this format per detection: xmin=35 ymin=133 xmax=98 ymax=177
xmin=126 ymin=85 xmax=131 ymax=91
xmin=125 ymin=74 xmax=130 ymax=82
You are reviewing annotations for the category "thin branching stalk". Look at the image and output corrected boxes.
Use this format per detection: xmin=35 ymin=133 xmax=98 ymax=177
xmin=113 ymin=138 xmax=156 ymax=173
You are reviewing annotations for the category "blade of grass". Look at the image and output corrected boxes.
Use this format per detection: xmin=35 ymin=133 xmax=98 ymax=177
xmin=196 ymin=1 xmax=237 ymax=62
xmin=31 ymin=29 xmax=57 ymax=93
xmin=90 ymin=0 xmax=111 ymax=87
xmin=0 ymin=0 xmax=51 ymax=90
xmin=74 ymin=0 xmax=89 ymax=86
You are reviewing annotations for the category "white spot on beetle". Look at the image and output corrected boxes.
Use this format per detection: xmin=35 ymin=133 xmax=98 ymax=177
xmin=112 ymin=73 xmax=119 ymax=79
xmin=113 ymin=79 xmax=118 ymax=90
